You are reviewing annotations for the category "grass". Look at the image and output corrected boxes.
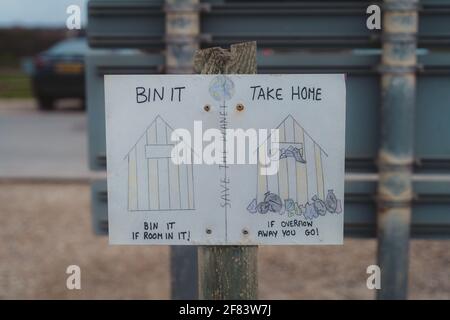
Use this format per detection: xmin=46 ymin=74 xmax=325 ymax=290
xmin=0 ymin=70 xmax=32 ymax=98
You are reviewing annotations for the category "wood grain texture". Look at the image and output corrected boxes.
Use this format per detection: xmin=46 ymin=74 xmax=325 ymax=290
xmin=198 ymin=245 xmax=258 ymax=300
xmin=195 ymin=41 xmax=258 ymax=300
xmin=194 ymin=41 xmax=257 ymax=75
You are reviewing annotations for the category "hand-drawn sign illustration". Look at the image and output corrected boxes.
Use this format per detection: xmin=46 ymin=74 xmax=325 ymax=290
xmin=125 ymin=115 xmax=195 ymax=212
xmin=247 ymin=115 xmax=342 ymax=219
xmin=104 ymin=74 xmax=346 ymax=245
xmin=209 ymin=75 xmax=235 ymax=101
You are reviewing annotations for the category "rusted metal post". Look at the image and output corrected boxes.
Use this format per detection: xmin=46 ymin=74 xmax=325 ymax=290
xmin=194 ymin=42 xmax=258 ymax=300
xmin=165 ymin=0 xmax=200 ymax=299
xmin=376 ymin=0 xmax=418 ymax=300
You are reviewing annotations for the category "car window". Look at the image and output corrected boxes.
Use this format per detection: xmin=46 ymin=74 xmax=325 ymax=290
xmin=46 ymin=38 xmax=88 ymax=55
xmin=45 ymin=38 xmax=141 ymax=56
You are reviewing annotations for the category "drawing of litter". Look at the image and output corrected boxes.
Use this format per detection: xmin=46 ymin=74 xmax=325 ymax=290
xmin=126 ymin=115 xmax=195 ymax=211
xmin=247 ymin=114 xmax=341 ymax=218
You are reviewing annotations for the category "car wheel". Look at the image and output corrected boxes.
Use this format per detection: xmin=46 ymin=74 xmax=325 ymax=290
xmin=37 ymin=97 xmax=54 ymax=111
xmin=80 ymin=99 xmax=87 ymax=111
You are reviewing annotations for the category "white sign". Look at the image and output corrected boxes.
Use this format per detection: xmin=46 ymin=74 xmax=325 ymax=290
xmin=105 ymin=74 xmax=346 ymax=245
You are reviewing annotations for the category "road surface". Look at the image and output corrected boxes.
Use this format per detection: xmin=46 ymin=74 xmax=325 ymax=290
xmin=0 ymin=99 xmax=101 ymax=180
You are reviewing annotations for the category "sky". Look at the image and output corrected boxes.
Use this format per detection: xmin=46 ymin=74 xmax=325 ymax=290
xmin=0 ymin=0 xmax=87 ymax=27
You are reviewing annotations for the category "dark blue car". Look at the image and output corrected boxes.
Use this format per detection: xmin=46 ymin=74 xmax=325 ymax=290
xmin=31 ymin=37 xmax=86 ymax=110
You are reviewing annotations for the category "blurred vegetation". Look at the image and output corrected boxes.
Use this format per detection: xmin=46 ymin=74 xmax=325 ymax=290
xmin=0 ymin=28 xmax=84 ymax=66
xmin=0 ymin=28 xmax=73 ymax=66
xmin=0 ymin=28 xmax=83 ymax=98
xmin=0 ymin=71 xmax=32 ymax=98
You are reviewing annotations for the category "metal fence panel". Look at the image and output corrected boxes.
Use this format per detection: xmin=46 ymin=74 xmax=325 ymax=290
xmin=91 ymin=179 xmax=108 ymax=235
xmin=88 ymin=0 xmax=450 ymax=49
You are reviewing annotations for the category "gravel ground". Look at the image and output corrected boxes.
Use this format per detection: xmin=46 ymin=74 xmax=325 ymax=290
xmin=0 ymin=183 xmax=448 ymax=299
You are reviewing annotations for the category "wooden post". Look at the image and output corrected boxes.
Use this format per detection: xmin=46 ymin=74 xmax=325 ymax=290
xmin=165 ymin=0 xmax=200 ymax=299
xmin=194 ymin=42 xmax=258 ymax=300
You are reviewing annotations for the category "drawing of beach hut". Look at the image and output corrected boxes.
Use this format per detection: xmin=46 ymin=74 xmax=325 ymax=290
xmin=255 ymin=114 xmax=328 ymax=207
xmin=125 ymin=115 xmax=195 ymax=211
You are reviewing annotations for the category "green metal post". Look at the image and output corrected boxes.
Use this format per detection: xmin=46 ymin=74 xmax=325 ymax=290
xmin=377 ymin=0 xmax=418 ymax=300
xmin=194 ymin=42 xmax=258 ymax=300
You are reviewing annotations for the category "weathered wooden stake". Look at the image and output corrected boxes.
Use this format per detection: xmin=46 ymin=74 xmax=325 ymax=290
xmin=194 ymin=42 xmax=258 ymax=300
xmin=377 ymin=0 xmax=418 ymax=300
